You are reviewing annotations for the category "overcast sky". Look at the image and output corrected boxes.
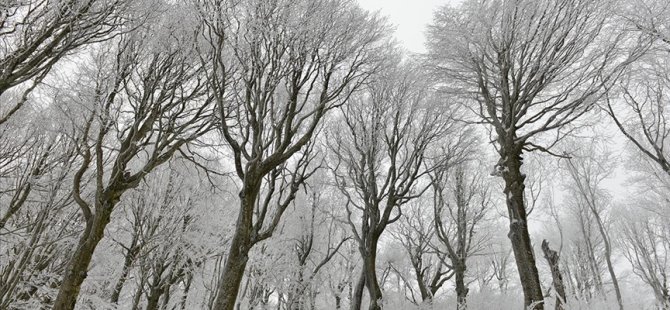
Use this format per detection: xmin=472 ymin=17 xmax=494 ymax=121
xmin=356 ymin=0 xmax=460 ymax=53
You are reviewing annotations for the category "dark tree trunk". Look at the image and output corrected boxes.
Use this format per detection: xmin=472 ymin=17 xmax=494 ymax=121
xmin=335 ymin=294 xmax=342 ymax=309
xmin=145 ymin=286 xmax=163 ymax=310
xmin=501 ymin=149 xmax=544 ymax=309
xmin=180 ymin=275 xmax=192 ymax=310
xmin=110 ymin=235 xmax=140 ymax=304
xmin=362 ymin=236 xmax=382 ymax=310
xmin=350 ymin=270 xmax=365 ymax=310
xmin=52 ymin=204 xmax=115 ymax=310
xmin=212 ymin=185 xmax=258 ymax=310
xmin=542 ymin=240 xmax=566 ymax=310
xmin=454 ymin=262 xmax=468 ymax=310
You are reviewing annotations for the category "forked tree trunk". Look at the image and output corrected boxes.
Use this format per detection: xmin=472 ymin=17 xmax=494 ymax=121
xmin=502 ymin=149 xmax=544 ymax=310
xmin=53 ymin=202 xmax=115 ymax=310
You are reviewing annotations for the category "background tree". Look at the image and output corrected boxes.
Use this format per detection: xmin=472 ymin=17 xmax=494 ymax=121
xmin=328 ymin=62 xmax=452 ymax=310
xmin=432 ymin=160 xmax=492 ymax=309
xmin=563 ymin=142 xmax=623 ymax=310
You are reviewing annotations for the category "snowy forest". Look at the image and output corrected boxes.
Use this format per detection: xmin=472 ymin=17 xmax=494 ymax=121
xmin=1 ymin=0 xmax=669 ymax=309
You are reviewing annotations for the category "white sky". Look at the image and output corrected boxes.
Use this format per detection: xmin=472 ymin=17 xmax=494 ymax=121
xmin=356 ymin=0 xmax=460 ymax=53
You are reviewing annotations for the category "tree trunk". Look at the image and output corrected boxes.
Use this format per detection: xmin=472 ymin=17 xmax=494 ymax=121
xmin=592 ymin=212 xmax=623 ymax=310
xmin=362 ymin=237 xmax=382 ymax=310
xmin=52 ymin=205 xmax=114 ymax=310
xmin=110 ymin=236 xmax=140 ymax=304
xmin=350 ymin=270 xmax=365 ymax=310
xmin=502 ymin=150 xmax=544 ymax=310
xmin=335 ymin=293 xmax=342 ymax=309
xmin=145 ymin=285 xmax=163 ymax=310
xmin=542 ymin=240 xmax=566 ymax=310
xmin=454 ymin=262 xmax=468 ymax=310
xmin=212 ymin=188 xmax=257 ymax=310
xmin=180 ymin=274 xmax=192 ymax=310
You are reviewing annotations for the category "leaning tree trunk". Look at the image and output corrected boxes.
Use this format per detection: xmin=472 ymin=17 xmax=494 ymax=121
xmin=501 ymin=147 xmax=544 ymax=310
xmin=110 ymin=235 xmax=140 ymax=304
xmin=53 ymin=202 xmax=115 ymax=310
xmin=212 ymin=184 xmax=259 ymax=310
xmin=542 ymin=240 xmax=566 ymax=310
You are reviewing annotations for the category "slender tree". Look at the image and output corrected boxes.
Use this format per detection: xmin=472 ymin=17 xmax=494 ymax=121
xmin=328 ymin=63 xmax=451 ymax=310
xmin=432 ymin=162 xmax=492 ymax=309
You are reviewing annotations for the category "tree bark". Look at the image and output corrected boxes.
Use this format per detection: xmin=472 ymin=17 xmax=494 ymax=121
xmin=362 ymin=238 xmax=382 ymax=310
xmin=502 ymin=150 xmax=544 ymax=310
xmin=542 ymin=240 xmax=566 ymax=310
xmin=350 ymin=270 xmax=365 ymax=310
xmin=454 ymin=261 xmax=468 ymax=310
xmin=52 ymin=204 xmax=114 ymax=310
xmin=110 ymin=235 xmax=140 ymax=304
xmin=211 ymin=186 xmax=257 ymax=310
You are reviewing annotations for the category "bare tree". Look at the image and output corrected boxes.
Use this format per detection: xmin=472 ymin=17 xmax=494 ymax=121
xmin=51 ymin=7 xmax=216 ymax=308
xmin=426 ymin=0 xmax=642 ymax=307
xmin=618 ymin=204 xmax=670 ymax=308
xmin=431 ymin=161 xmax=491 ymax=309
xmin=328 ymin=63 xmax=451 ymax=310
xmin=390 ymin=202 xmax=452 ymax=304
xmin=283 ymin=191 xmax=350 ymax=310
xmin=563 ymin=143 xmax=622 ymax=310
xmin=196 ymin=1 xmax=391 ymax=308
xmin=0 ymin=0 xmax=134 ymax=125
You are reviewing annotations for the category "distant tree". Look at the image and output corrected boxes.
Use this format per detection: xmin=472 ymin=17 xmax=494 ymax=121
xmin=328 ymin=62 xmax=451 ymax=310
xmin=563 ymin=144 xmax=622 ymax=310
xmin=618 ymin=207 xmax=670 ymax=309
xmin=431 ymin=161 xmax=492 ymax=309
xmin=389 ymin=202 xmax=451 ymax=304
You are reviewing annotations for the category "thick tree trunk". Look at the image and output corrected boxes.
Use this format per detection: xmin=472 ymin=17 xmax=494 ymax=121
xmin=454 ymin=262 xmax=468 ymax=310
xmin=145 ymin=285 xmax=164 ymax=310
xmin=542 ymin=240 xmax=566 ymax=310
xmin=350 ymin=270 xmax=365 ymax=310
xmin=501 ymin=150 xmax=544 ymax=310
xmin=362 ymin=236 xmax=382 ymax=310
xmin=212 ymin=187 xmax=257 ymax=310
xmin=52 ymin=204 xmax=114 ymax=310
